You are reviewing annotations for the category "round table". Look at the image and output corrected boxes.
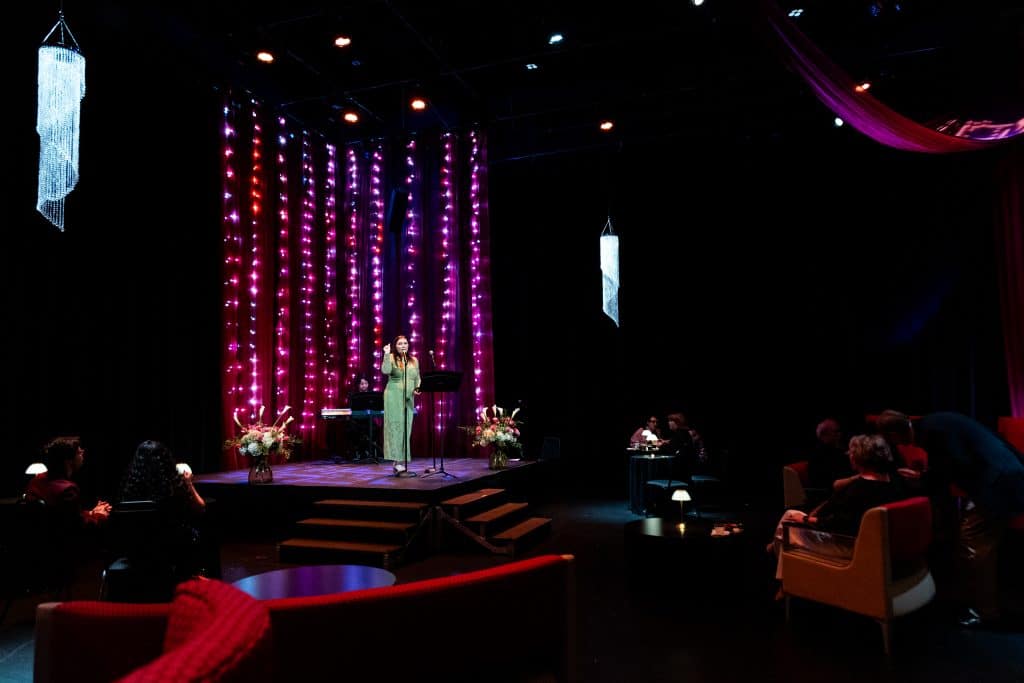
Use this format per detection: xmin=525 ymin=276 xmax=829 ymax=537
xmin=232 ymin=564 xmax=396 ymax=600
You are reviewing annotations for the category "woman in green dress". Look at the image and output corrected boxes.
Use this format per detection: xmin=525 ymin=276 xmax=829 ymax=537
xmin=381 ymin=335 xmax=421 ymax=473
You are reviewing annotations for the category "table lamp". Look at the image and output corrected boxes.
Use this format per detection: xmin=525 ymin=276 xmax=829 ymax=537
xmin=672 ymin=488 xmax=692 ymax=518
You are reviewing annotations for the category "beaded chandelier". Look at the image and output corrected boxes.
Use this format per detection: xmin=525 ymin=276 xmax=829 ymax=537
xmin=37 ymin=11 xmax=85 ymax=231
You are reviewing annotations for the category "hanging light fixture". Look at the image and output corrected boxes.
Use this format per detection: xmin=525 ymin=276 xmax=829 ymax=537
xmin=37 ymin=11 xmax=85 ymax=231
xmin=600 ymin=216 xmax=620 ymax=327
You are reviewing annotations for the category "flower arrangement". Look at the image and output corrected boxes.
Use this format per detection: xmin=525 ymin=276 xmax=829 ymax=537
xmin=462 ymin=405 xmax=522 ymax=469
xmin=226 ymin=405 xmax=300 ymax=461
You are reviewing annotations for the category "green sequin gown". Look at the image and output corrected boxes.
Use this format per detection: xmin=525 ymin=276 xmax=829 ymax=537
xmin=381 ymin=354 xmax=420 ymax=465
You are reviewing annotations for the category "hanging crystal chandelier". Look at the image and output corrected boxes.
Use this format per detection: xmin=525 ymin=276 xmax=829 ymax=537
xmin=600 ymin=216 xmax=620 ymax=327
xmin=37 ymin=11 xmax=85 ymax=231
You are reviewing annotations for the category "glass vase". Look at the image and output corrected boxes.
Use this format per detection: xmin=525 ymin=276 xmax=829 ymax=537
xmin=248 ymin=455 xmax=273 ymax=484
xmin=489 ymin=446 xmax=508 ymax=470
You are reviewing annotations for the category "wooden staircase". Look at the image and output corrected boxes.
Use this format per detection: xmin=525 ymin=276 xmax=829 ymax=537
xmin=278 ymin=498 xmax=430 ymax=569
xmin=439 ymin=488 xmax=552 ymax=557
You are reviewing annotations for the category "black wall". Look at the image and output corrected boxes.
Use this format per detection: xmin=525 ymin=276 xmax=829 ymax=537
xmin=1 ymin=7 xmax=1010 ymax=503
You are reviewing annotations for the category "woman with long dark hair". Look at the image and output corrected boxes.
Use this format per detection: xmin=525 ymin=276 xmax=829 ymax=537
xmin=381 ymin=334 xmax=421 ymax=474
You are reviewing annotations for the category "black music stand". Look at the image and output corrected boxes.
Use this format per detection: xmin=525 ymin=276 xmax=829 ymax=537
xmin=350 ymin=392 xmax=384 ymax=464
xmin=420 ymin=370 xmax=462 ymax=478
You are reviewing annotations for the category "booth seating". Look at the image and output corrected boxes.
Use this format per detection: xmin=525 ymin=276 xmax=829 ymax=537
xmin=35 ymin=553 xmax=577 ymax=683
xmin=780 ymin=496 xmax=935 ymax=654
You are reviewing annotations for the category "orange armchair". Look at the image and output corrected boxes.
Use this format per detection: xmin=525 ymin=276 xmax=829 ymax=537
xmin=780 ymin=496 xmax=935 ymax=654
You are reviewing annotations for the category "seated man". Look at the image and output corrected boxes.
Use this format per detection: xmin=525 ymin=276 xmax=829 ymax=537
xmin=806 ymin=418 xmax=851 ymax=493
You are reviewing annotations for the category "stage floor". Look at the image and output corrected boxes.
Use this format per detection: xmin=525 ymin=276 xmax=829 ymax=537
xmin=196 ymin=458 xmax=535 ymax=497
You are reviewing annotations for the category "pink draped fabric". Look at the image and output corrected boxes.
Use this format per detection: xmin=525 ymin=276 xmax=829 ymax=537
xmin=996 ymin=149 xmax=1024 ymax=417
xmin=759 ymin=1 xmax=1024 ymax=416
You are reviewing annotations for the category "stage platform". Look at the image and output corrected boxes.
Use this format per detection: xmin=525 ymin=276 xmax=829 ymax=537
xmin=195 ymin=458 xmax=540 ymax=517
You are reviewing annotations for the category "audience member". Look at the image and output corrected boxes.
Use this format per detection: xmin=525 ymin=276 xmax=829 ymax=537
xmin=24 ymin=436 xmax=111 ymax=528
xmin=662 ymin=413 xmax=706 ymax=481
xmin=770 ymin=434 xmax=911 ymax=589
xmin=118 ymin=440 xmax=207 ymax=582
xmin=630 ymin=416 xmax=662 ymax=447
xmin=912 ymin=411 xmax=1024 ymax=626
xmin=806 ymin=418 xmax=851 ymax=491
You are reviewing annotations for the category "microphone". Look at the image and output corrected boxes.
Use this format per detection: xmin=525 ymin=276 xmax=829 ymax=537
xmin=429 ymin=349 xmax=436 ymax=368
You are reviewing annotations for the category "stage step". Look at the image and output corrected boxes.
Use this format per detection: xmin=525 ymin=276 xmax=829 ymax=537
xmin=314 ymin=498 xmax=429 ymax=522
xmin=278 ymin=538 xmax=403 ymax=569
xmin=464 ymin=502 xmax=529 ymax=536
xmin=440 ymin=488 xmax=506 ymax=520
xmin=492 ymin=517 xmax=552 ymax=556
xmin=295 ymin=517 xmax=417 ymax=543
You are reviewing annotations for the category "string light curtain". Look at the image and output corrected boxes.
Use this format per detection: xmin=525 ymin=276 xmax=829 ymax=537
xmin=37 ymin=12 xmax=85 ymax=231
xmin=219 ymin=96 xmax=496 ymax=467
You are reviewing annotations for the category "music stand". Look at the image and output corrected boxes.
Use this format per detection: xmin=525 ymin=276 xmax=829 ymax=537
xmin=350 ymin=392 xmax=384 ymax=464
xmin=420 ymin=370 xmax=462 ymax=478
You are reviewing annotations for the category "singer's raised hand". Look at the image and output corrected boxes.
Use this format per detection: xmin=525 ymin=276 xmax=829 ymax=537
xmin=383 ymin=344 xmax=391 ymax=355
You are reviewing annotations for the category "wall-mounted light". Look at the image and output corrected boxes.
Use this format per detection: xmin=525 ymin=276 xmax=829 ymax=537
xmin=342 ymin=111 xmax=359 ymax=124
xmin=410 ymin=97 xmax=427 ymax=111
xmin=256 ymin=50 xmax=275 ymax=63
xmin=334 ymin=36 xmax=352 ymax=48
xmin=599 ymin=120 xmax=615 ymax=132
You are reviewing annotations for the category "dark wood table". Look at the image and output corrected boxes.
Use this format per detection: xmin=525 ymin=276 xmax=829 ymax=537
xmin=232 ymin=564 xmax=396 ymax=600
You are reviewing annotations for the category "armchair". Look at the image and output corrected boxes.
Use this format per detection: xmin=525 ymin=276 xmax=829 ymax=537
xmin=780 ymin=496 xmax=935 ymax=654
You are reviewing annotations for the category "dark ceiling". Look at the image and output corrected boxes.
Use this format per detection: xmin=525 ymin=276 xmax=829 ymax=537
xmin=71 ymin=0 xmax=1024 ymax=160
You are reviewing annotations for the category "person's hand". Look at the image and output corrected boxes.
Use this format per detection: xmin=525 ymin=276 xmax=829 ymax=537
xmin=383 ymin=344 xmax=391 ymax=355
xmin=414 ymin=388 xmax=421 ymax=396
xmin=91 ymin=501 xmax=112 ymax=521
xmin=897 ymin=467 xmax=921 ymax=480
xmin=806 ymin=515 xmax=819 ymax=525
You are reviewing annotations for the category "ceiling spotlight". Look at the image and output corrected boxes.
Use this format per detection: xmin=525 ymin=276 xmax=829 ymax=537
xmin=692 ymin=0 xmax=705 ymax=6
xmin=410 ymin=97 xmax=427 ymax=111
xmin=343 ymin=111 xmax=359 ymax=124
xmin=854 ymin=81 xmax=872 ymax=92
xmin=788 ymin=8 xmax=804 ymax=17
xmin=548 ymin=32 xmax=564 ymax=45
xmin=334 ymin=35 xmax=352 ymax=48
xmin=833 ymin=116 xmax=845 ymax=127
xmin=525 ymin=63 xmax=539 ymax=71
xmin=256 ymin=51 xmax=275 ymax=64
xmin=599 ymin=120 xmax=615 ymax=132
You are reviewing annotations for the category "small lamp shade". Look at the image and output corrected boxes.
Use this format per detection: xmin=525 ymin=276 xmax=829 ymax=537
xmin=641 ymin=429 xmax=658 ymax=443
xmin=25 ymin=463 xmax=48 ymax=475
xmin=671 ymin=489 xmax=691 ymax=502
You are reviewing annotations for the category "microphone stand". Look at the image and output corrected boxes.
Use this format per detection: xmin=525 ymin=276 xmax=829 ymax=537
xmin=395 ymin=353 xmax=416 ymax=478
xmin=424 ymin=351 xmax=439 ymax=474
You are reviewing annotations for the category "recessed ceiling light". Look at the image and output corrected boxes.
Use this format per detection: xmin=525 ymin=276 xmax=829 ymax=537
xmin=343 ymin=111 xmax=359 ymax=124
xmin=692 ymin=0 xmax=705 ymax=6
xmin=788 ymin=8 xmax=804 ymax=17
xmin=599 ymin=120 xmax=615 ymax=132
xmin=833 ymin=117 xmax=845 ymax=127
xmin=854 ymin=81 xmax=872 ymax=92
xmin=256 ymin=51 xmax=275 ymax=64
xmin=548 ymin=33 xmax=564 ymax=45
xmin=410 ymin=97 xmax=427 ymax=111
xmin=525 ymin=63 xmax=539 ymax=71
xmin=334 ymin=35 xmax=352 ymax=48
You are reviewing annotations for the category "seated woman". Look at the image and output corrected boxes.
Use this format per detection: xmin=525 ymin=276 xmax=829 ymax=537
xmin=117 ymin=440 xmax=207 ymax=583
xmin=629 ymin=416 xmax=662 ymax=447
xmin=770 ymin=434 xmax=912 ymax=583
